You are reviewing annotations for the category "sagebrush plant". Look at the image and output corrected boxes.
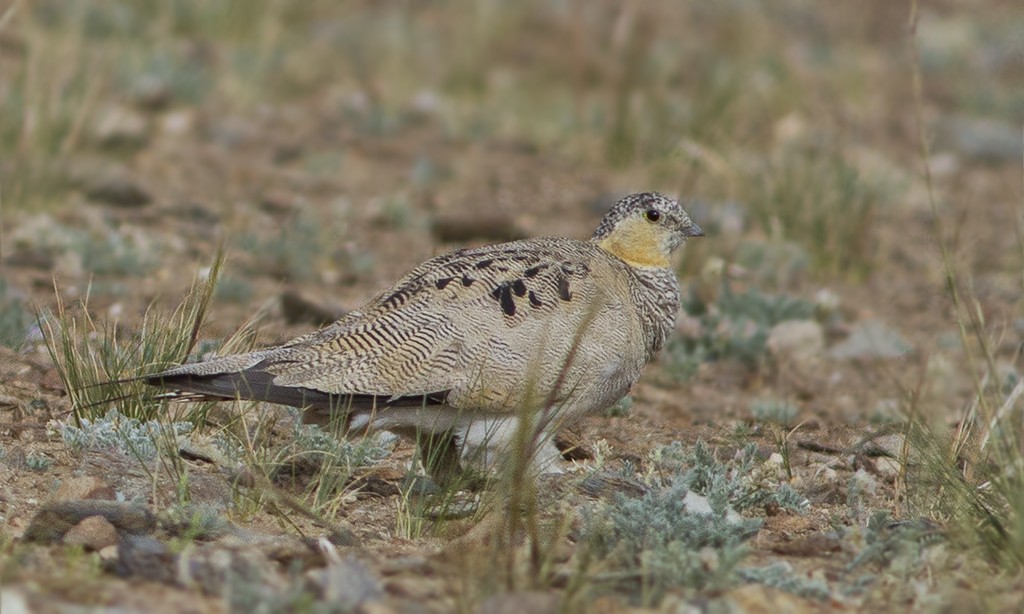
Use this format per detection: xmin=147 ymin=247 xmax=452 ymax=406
xmin=666 ymin=440 xmax=807 ymax=514
xmin=583 ymin=440 xmax=807 ymax=605
xmin=584 ymin=472 xmax=758 ymax=605
xmin=162 ymin=502 xmax=232 ymax=547
xmin=25 ymin=452 xmax=53 ymax=472
xmin=59 ymin=408 xmax=194 ymax=460
xmin=846 ymin=511 xmax=942 ymax=572
xmin=738 ymin=562 xmax=832 ymax=602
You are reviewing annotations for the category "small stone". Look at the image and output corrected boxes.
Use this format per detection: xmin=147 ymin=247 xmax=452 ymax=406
xmin=159 ymin=110 xmax=195 ymax=137
xmin=279 ymin=289 xmax=346 ymax=326
xmin=129 ymin=74 xmax=173 ymax=111
xmin=874 ymin=457 xmax=902 ymax=481
xmin=861 ymin=433 xmax=911 ymax=462
xmin=307 ymin=556 xmax=383 ymax=609
xmin=24 ymin=500 xmax=155 ymax=543
xmin=93 ymin=105 xmax=149 ymax=148
xmin=683 ymin=490 xmax=744 ymax=526
xmin=63 ymin=515 xmax=119 ymax=551
xmin=53 ymin=476 xmax=116 ymax=501
xmin=3 ymin=247 xmax=55 ymax=270
xmin=85 ymin=172 xmax=152 ymax=208
xmin=767 ymin=320 xmax=825 ymax=364
xmin=115 ymin=534 xmax=176 ymax=584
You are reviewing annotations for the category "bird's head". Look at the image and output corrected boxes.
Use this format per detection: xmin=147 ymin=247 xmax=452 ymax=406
xmin=591 ymin=192 xmax=703 ymax=268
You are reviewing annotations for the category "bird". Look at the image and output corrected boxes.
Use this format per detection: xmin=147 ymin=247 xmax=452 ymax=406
xmin=145 ymin=192 xmax=704 ymax=483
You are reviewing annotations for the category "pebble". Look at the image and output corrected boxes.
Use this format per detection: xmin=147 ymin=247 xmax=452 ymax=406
xmin=279 ymin=289 xmax=346 ymax=326
xmin=63 ymin=515 xmax=119 ymax=551
xmin=84 ymin=172 xmax=153 ymax=208
xmin=53 ymin=476 xmax=116 ymax=501
xmin=308 ymin=556 xmax=383 ymax=609
xmin=92 ymin=105 xmax=149 ymax=148
xmin=23 ymin=500 xmax=155 ymax=543
xmin=767 ymin=320 xmax=825 ymax=364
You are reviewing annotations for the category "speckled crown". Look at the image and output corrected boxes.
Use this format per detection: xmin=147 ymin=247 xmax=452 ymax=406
xmin=590 ymin=192 xmax=679 ymax=241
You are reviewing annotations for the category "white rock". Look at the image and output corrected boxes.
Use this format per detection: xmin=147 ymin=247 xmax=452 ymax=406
xmin=767 ymin=320 xmax=825 ymax=364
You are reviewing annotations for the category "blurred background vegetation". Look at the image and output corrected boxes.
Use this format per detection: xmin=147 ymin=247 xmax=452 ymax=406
xmin=2 ymin=0 xmax=1018 ymax=286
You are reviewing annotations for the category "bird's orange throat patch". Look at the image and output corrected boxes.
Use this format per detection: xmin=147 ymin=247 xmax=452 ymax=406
xmin=597 ymin=218 xmax=671 ymax=268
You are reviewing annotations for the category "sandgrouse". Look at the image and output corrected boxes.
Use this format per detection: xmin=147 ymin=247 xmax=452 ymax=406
xmin=146 ymin=192 xmax=703 ymax=481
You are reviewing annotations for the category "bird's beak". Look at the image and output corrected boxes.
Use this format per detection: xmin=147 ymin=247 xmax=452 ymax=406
xmin=684 ymin=222 xmax=704 ymax=238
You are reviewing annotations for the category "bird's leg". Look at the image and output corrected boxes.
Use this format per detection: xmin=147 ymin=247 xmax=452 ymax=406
xmin=415 ymin=429 xmax=477 ymax=490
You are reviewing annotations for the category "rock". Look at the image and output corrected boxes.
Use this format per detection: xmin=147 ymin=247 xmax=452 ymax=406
xmin=829 ymin=320 xmax=911 ymax=360
xmin=159 ymin=110 xmax=195 ymax=137
xmin=864 ymin=433 xmax=906 ymax=458
xmin=279 ymin=289 xmax=346 ymax=326
xmin=767 ymin=320 xmax=825 ymax=364
xmin=849 ymin=469 xmax=880 ymax=498
xmin=477 ymin=591 xmax=560 ymax=614
xmin=430 ymin=212 xmax=527 ymax=243
xmin=874 ymin=457 xmax=902 ymax=481
xmin=308 ymin=556 xmax=383 ymax=609
xmin=113 ymin=533 xmax=176 ymax=584
xmin=92 ymin=105 xmax=149 ymax=148
xmin=53 ymin=476 xmax=116 ymax=501
xmin=3 ymin=247 xmax=55 ymax=270
xmin=683 ymin=490 xmax=744 ymax=526
xmin=24 ymin=500 xmax=155 ymax=543
xmin=63 ymin=515 xmax=119 ymax=551
xmin=84 ymin=172 xmax=152 ymax=208
xmin=128 ymin=74 xmax=173 ymax=111
xmin=553 ymin=429 xmax=592 ymax=461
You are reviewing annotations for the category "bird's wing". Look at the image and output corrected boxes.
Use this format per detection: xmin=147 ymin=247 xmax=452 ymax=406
xmin=260 ymin=238 xmax=604 ymax=396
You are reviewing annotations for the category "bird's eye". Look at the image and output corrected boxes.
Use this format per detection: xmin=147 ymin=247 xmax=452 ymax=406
xmin=645 ymin=209 xmax=661 ymax=223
